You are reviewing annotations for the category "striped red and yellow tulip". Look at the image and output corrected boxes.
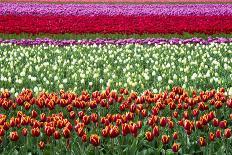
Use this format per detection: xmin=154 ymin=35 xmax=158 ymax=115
xmin=0 ymin=86 xmax=231 ymax=154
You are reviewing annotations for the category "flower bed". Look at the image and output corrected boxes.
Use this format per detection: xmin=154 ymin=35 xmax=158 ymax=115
xmin=0 ymin=1 xmax=231 ymax=154
xmin=0 ymin=43 xmax=231 ymax=95
xmin=0 ymin=87 xmax=231 ymax=154
xmin=1 ymin=3 xmax=232 ymax=16
xmin=1 ymin=15 xmax=232 ymax=34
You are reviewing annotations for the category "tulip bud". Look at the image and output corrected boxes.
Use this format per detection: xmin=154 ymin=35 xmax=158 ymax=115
xmin=22 ymin=128 xmax=28 ymax=136
xmin=109 ymin=126 xmax=120 ymax=138
xmin=0 ymin=128 xmax=5 ymax=136
xmin=62 ymin=127 xmax=71 ymax=138
xmin=54 ymin=131 xmax=61 ymax=140
xmin=198 ymin=137 xmax=206 ymax=147
xmin=38 ymin=141 xmax=45 ymax=150
xmin=82 ymin=134 xmax=87 ymax=142
xmin=172 ymin=143 xmax=180 ymax=153
xmin=209 ymin=132 xmax=215 ymax=141
xmin=31 ymin=110 xmax=38 ymax=118
xmin=31 ymin=127 xmax=40 ymax=137
xmin=90 ymin=134 xmax=100 ymax=147
xmin=224 ymin=128 xmax=231 ymax=139
xmin=10 ymin=131 xmax=19 ymax=141
xmin=219 ymin=120 xmax=227 ymax=129
xmin=160 ymin=117 xmax=167 ymax=127
xmin=216 ymin=129 xmax=221 ymax=138
xmin=145 ymin=131 xmax=154 ymax=142
xmin=212 ymin=118 xmax=219 ymax=127
xmin=152 ymin=126 xmax=159 ymax=137
xmin=161 ymin=135 xmax=170 ymax=145
xmin=173 ymin=132 xmax=178 ymax=140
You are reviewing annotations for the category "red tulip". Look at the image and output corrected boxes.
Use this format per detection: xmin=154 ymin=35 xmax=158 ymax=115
xmin=216 ymin=129 xmax=221 ymax=138
xmin=198 ymin=137 xmax=206 ymax=147
xmin=215 ymin=101 xmax=222 ymax=109
xmin=54 ymin=131 xmax=61 ymax=140
xmin=172 ymin=111 xmax=178 ymax=118
xmin=161 ymin=135 xmax=170 ymax=145
xmin=22 ymin=128 xmax=28 ymax=136
xmin=82 ymin=115 xmax=90 ymax=125
xmin=129 ymin=123 xmax=138 ymax=137
xmin=40 ymin=113 xmax=46 ymax=122
xmin=31 ymin=127 xmax=40 ymax=137
xmin=10 ymin=131 xmax=19 ymax=141
xmin=82 ymin=134 xmax=87 ymax=142
xmin=91 ymin=113 xmax=98 ymax=123
xmin=226 ymin=99 xmax=232 ymax=108
xmin=212 ymin=118 xmax=219 ymax=127
xmin=219 ymin=120 xmax=227 ymax=129
xmin=69 ymin=111 xmax=76 ymax=119
xmin=145 ymin=131 xmax=154 ymax=142
xmin=63 ymin=127 xmax=71 ymax=138
xmin=31 ymin=110 xmax=38 ymax=118
xmin=192 ymin=109 xmax=199 ymax=117
xmin=172 ymin=143 xmax=180 ymax=153
xmin=0 ymin=128 xmax=5 ymax=136
xmin=90 ymin=134 xmax=100 ymax=147
xmin=38 ymin=141 xmax=45 ymax=150
xmin=224 ymin=128 xmax=231 ymax=138
xmin=109 ymin=126 xmax=120 ymax=138
xmin=160 ymin=117 xmax=167 ymax=127
xmin=173 ymin=132 xmax=178 ymax=140
xmin=122 ymin=123 xmax=130 ymax=136
xmin=209 ymin=132 xmax=215 ymax=141
xmin=152 ymin=126 xmax=159 ymax=137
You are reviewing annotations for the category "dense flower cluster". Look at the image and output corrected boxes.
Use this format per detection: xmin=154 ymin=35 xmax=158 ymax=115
xmin=1 ymin=3 xmax=232 ymax=16
xmin=1 ymin=37 xmax=232 ymax=46
xmin=0 ymin=87 xmax=231 ymax=154
xmin=0 ymin=43 xmax=231 ymax=95
xmin=1 ymin=15 xmax=232 ymax=34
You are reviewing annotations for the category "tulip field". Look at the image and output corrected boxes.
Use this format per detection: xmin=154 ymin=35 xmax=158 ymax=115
xmin=0 ymin=1 xmax=232 ymax=155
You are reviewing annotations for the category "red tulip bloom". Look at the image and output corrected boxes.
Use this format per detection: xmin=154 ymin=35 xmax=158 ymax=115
xmin=40 ymin=113 xmax=46 ymax=122
xmin=160 ymin=117 xmax=167 ymax=127
xmin=109 ymin=126 xmax=120 ymax=138
xmin=31 ymin=110 xmax=38 ymax=118
xmin=69 ymin=111 xmax=76 ymax=119
xmin=172 ymin=111 xmax=178 ymax=118
xmin=82 ymin=115 xmax=90 ymax=125
xmin=216 ymin=129 xmax=221 ymax=138
xmin=152 ymin=126 xmax=159 ymax=137
xmin=212 ymin=118 xmax=219 ymax=127
xmin=161 ymin=135 xmax=170 ymax=145
xmin=0 ymin=128 xmax=5 ymax=136
xmin=10 ymin=131 xmax=19 ymax=141
xmin=54 ymin=131 xmax=61 ymax=140
xmin=22 ymin=128 xmax=28 ymax=136
xmin=38 ymin=141 xmax=45 ymax=150
xmin=62 ymin=127 xmax=71 ymax=139
xmin=209 ymin=132 xmax=215 ymax=141
xmin=172 ymin=143 xmax=180 ymax=153
xmin=224 ymin=128 xmax=231 ymax=138
xmin=219 ymin=120 xmax=227 ymax=129
xmin=91 ymin=113 xmax=98 ymax=123
xmin=31 ymin=127 xmax=40 ymax=137
xmin=90 ymin=134 xmax=100 ymax=147
xmin=82 ymin=134 xmax=87 ymax=142
xmin=145 ymin=131 xmax=154 ymax=142
xmin=173 ymin=132 xmax=178 ymax=140
xmin=198 ymin=137 xmax=206 ymax=147
xmin=226 ymin=99 xmax=232 ymax=108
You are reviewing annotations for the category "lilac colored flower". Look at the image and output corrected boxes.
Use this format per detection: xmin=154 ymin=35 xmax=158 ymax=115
xmin=0 ymin=37 xmax=231 ymax=46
